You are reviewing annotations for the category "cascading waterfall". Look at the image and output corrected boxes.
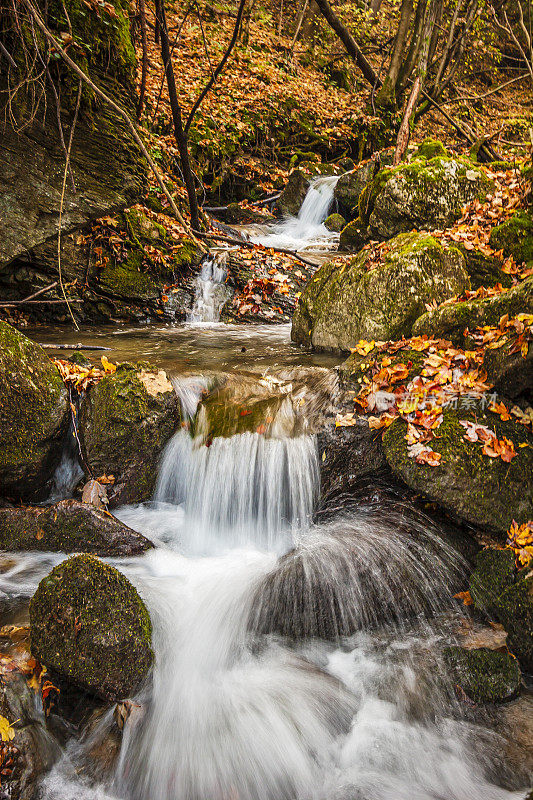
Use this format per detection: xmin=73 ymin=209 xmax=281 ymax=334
xmin=38 ymin=422 xmax=528 ymax=800
xmin=187 ymin=252 xmax=232 ymax=324
xmin=251 ymin=174 xmax=340 ymax=252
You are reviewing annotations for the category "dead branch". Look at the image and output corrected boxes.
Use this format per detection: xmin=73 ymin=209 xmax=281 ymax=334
xmin=192 ymin=229 xmax=318 ymax=268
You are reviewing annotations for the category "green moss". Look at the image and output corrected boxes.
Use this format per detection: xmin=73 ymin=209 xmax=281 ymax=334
xmin=415 ymin=139 xmax=448 ymax=160
xmin=444 ymin=647 xmax=521 ymax=703
xmin=0 ymin=321 xmax=67 ymax=497
xmin=489 ymin=211 xmax=533 ymax=265
xmin=324 ymin=213 xmax=346 ymax=233
xmin=455 ymin=244 xmax=513 ymax=290
xmin=498 ymin=573 xmax=533 ymax=670
xmin=339 ymin=218 xmax=366 ymax=251
xmin=30 ymin=554 xmax=153 ymax=701
xmin=99 ymin=257 xmax=159 ymax=299
xmin=172 ymin=238 xmax=202 ymax=270
xmin=469 ymin=548 xmax=516 ymax=614
xmin=125 ymin=208 xmax=167 ymax=244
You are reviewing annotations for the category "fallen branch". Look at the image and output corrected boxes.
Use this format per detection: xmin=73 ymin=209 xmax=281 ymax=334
xmin=21 ymin=0 xmax=207 ymax=252
xmin=41 ymin=343 xmax=111 ymax=350
xmin=0 ymin=299 xmax=83 ymax=306
xmin=192 ymin=229 xmax=318 ymax=268
xmin=4 ymin=280 xmax=59 ymax=304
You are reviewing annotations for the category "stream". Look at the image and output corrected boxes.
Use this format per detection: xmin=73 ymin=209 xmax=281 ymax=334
xmin=3 ymin=178 xmax=531 ymax=800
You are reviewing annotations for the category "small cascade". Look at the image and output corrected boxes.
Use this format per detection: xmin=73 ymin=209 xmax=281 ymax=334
xmin=187 ymin=253 xmax=232 ymax=324
xmin=252 ymin=174 xmax=340 ymax=252
xmin=46 ymin=418 xmax=84 ymax=503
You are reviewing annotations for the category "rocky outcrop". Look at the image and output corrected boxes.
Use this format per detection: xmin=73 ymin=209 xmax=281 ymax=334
xmin=277 ymin=169 xmax=310 ymax=216
xmin=292 ymin=232 xmax=469 ymax=352
xmin=0 ymin=500 xmax=153 ymax=556
xmin=30 ymin=554 xmax=153 ymax=702
xmin=333 ymin=160 xmax=376 ymax=219
xmin=81 ymin=364 xmax=180 ymax=506
xmin=412 ymin=276 xmax=533 ymax=345
xmin=444 ymin=646 xmax=521 ymax=703
xmin=360 ymin=157 xmax=492 ymax=241
xmin=382 ymin=409 xmax=533 ymax=537
xmin=470 ymin=548 xmax=533 ymax=671
xmin=0 ymin=321 xmax=67 ymax=500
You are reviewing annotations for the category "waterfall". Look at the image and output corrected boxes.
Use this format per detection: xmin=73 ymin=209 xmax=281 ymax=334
xmin=251 ymin=174 xmax=340 ymax=252
xmin=187 ymin=253 xmax=232 ymax=324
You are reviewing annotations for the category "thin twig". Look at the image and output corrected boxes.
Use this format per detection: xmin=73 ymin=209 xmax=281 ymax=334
xmin=192 ymin=229 xmax=318 ymax=268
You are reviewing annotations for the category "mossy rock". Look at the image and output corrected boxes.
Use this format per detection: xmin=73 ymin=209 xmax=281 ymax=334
xmin=412 ymin=275 xmax=533 ymax=346
xmin=469 ymin=549 xmax=533 ymax=670
xmin=124 ymin=208 xmax=167 ymax=244
xmin=455 ymin=244 xmax=512 ymax=290
xmin=382 ymin=408 xmax=533 ymax=536
xmin=171 ymin=238 xmax=203 ymax=272
xmin=0 ymin=500 xmax=153 ymax=556
xmin=277 ymin=169 xmax=310 ymax=216
xmin=81 ymin=364 xmax=180 ymax=505
xmin=292 ymin=232 xmax=469 ymax=352
xmin=339 ymin=346 xmax=429 ymax=388
xmin=324 ymin=213 xmax=346 ymax=233
xmin=444 ymin=647 xmax=521 ymax=703
xmin=333 ymin=160 xmax=376 ymax=220
xmin=415 ymin=139 xmax=449 ymax=160
xmin=364 ymin=157 xmax=492 ymax=241
xmin=98 ymin=258 xmax=160 ymax=301
xmin=489 ymin=212 xmax=533 ymax=266
xmin=339 ymin=218 xmax=367 ymax=252
xmin=482 ymin=334 xmax=533 ymax=399
xmin=0 ymin=321 xmax=67 ymax=499
xmin=30 ymin=554 xmax=153 ymax=702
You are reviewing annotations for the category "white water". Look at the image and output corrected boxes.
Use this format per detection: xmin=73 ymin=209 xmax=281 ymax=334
xmin=22 ymin=428 xmax=529 ymax=800
xmin=251 ymin=175 xmax=340 ymax=252
xmin=187 ymin=253 xmax=232 ymax=324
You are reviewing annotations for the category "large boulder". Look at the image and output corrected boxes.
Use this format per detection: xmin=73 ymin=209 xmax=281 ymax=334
xmin=333 ymin=160 xmax=376 ymax=219
xmin=292 ymin=232 xmax=469 ymax=352
xmin=382 ymin=409 xmax=533 ymax=537
xmin=444 ymin=646 xmax=521 ymax=703
xmin=81 ymin=364 xmax=180 ymax=505
xmin=360 ymin=157 xmax=492 ymax=241
xmin=30 ymin=554 xmax=153 ymax=702
xmin=0 ymin=500 xmax=153 ymax=556
xmin=277 ymin=169 xmax=310 ymax=216
xmin=489 ymin=211 xmax=533 ymax=266
xmin=412 ymin=276 xmax=533 ymax=346
xmin=469 ymin=548 xmax=533 ymax=671
xmin=0 ymin=321 xmax=67 ymax=500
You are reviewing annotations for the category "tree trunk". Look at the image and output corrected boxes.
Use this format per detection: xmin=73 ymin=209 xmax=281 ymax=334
xmin=136 ymin=0 xmax=148 ymax=120
xmin=376 ymin=0 xmax=414 ymax=107
xmin=313 ymin=0 xmax=378 ymax=85
xmin=155 ymin=0 xmax=200 ymax=230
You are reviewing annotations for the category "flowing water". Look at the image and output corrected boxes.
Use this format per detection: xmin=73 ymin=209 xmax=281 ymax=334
xmin=187 ymin=253 xmax=232 ymax=324
xmin=251 ymin=175 xmax=340 ymax=252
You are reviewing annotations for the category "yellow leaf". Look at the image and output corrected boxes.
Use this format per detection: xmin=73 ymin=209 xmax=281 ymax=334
xmin=0 ymin=715 xmax=16 ymax=741
xmin=101 ymin=356 xmax=117 ymax=374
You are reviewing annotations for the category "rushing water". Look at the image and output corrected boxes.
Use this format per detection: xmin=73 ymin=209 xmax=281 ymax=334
xmin=187 ymin=253 xmax=232 ymax=324
xmin=12 ymin=420 xmax=523 ymax=800
xmin=251 ymin=175 xmax=340 ymax=252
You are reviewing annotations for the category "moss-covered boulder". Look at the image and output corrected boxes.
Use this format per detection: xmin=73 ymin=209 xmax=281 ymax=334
xmin=324 ymin=213 xmax=346 ymax=232
xmin=362 ymin=157 xmax=492 ymax=241
xmin=412 ymin=275 xmax=533 ymax=345
xmin=0 ymin=321 xmax=67 ymax=499
xmin=489 ymin=211 xmax=533 ymax=266
xmin=339 ymin=218 xmax=367 ymax=252
xmin=98 ymin=255 xmax=160 ymax=301
xmin=482 ymin=334 xmax=533 ymax=399
xmin=30 ymin=555 xmax=153 ymax=702
xmin=382 ymin=409 xmax=533 ymax=536
xmin=278 ymin=169 xmax=310 ymax=216
xmin=415 ymin=139 xmax=449 ymax=160
xmin=81 ymin=364 xmax=180 ymax=505
xmin=292 ymin=232 xmax=469 ymax=352
xmin=469 ymin=549 xmax=533 ymax=670
xmin=0 ymin=500 xmax=153 ymax=556
xmin=444 ymin=647 xmax=521 ymax=703
xmin=333 ymin=160 xmax=376 ymax=220
xmin=456 ymin=244 xmax=512 ymax=290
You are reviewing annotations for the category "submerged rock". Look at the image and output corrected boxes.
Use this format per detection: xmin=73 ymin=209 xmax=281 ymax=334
xmin=30 ymin=554 xmax=153 ymax=702
xmin=360 ymin=157 xmax=492 ymax=241
xmin=292 ymin=232 xmax=469 ymax=352
xmin=81 ymin=363 xmax=180 ymax=506
xmin=444 ymin=646 xmax=521 ymax=703
xmin=0 ymin=500 xmax=153 ymax=556
xmin=382 ymin=409 xmax=533 ymax=537
xmin=0 ymin=321 xmax=67 ymax=500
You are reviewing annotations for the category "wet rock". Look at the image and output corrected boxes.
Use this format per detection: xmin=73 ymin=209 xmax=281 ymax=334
xmin=0 ymin=672 xmax=61 ymax=800
xmin=444 ymin=646 xmax=521 ymax=703
xmin=469 ymin=548 xmax=516 ymax=615
xmin=382 ymin=409 xmax=533 ymax=537
xmin=0 ymin=500 xmax=153 ymax=556
xmin=338 ymin=218 xmax=367 ymax=252
xmin=333 ymin=160 xmax=376 ymax=219
xmin=81 ymin=363 xmax=180 ymax=506
xmin=30 ymin=554 xmax=153 ymax=702
xmin=277 ymin=169 xmax=310 ymax=216
xmin=412 ymin=275 xmax=533 ymax=346
xmin=0 ymin=321 xmax=67 ymax=500
xmin=482 ymin=333 xmax=533 ymax=399
xmin=324 ymin=213 xmax=346 ymax=232
xmin=360 ymin=157 xmax=492 ymax=241
xmin=292 ymin=232 xmax=469 ymax=352
xmin=489 ymin=211 xmax=533 ymax=266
